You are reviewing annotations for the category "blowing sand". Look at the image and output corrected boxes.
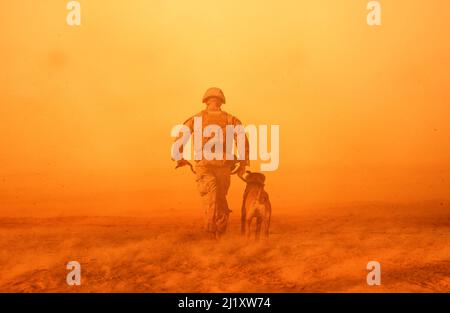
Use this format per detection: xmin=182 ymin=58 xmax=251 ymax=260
xmin=0 ymin=202 xmax=449 ymax=292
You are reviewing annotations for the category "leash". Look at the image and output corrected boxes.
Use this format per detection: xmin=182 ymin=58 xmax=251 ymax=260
xmin=175 ymin=160 xmax=248 ymax=182
xmin=175 ymin=160 xmax=196 ymax=174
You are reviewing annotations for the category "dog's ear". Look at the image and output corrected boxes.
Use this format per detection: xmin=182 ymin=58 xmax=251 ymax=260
xmin=246 ymin=170 xmax=252 ymax=174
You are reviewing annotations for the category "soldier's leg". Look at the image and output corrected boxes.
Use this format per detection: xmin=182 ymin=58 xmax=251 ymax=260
xmin=195 ymin=166 xmax=218 ymax=234
xmin=255 ymin=217 xmax=263 ymax=241
xmin=246 ymin=216 xmax=253 ymax=239
xmin=214 ymin=166 xmax=231 ymax=235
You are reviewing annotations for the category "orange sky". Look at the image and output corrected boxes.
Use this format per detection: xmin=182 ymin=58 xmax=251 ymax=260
xmin=0 ymin=1 xmax=449 ymax=216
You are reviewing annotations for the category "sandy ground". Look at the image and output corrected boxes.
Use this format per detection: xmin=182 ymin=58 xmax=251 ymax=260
xmin=0 ymin=202 xmax=449 ymax=292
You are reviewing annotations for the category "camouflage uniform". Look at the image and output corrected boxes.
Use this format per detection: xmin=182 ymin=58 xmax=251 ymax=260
xmin=181 ymin=109 xmax=249 ymax=236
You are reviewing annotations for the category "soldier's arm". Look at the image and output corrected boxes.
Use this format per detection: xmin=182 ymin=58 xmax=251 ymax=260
xmin=233 ymin=116 xmax=250 ymax=166
xmin=173 ymin=116 xmax=195 ymax=159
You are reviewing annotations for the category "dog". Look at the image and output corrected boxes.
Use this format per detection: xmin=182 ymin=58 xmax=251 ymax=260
xmin=240 ymin=171 xmax=271 ymax=240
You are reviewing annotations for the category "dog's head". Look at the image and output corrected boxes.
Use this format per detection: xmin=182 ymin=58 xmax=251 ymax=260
xmin=244 ymin=171 xmax=266 ymax=185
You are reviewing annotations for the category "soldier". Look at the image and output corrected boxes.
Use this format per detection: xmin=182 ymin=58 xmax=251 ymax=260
xmin=174 ymin=87 xmax=249 ymax=239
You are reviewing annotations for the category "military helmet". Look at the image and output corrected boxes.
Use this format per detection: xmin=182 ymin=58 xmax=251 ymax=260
xmin=202 ymin=87 xmax=226 ymax=104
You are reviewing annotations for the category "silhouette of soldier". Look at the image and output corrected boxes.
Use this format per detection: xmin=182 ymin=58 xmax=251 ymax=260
xmin=174 ymin=88 xmax=249 ymax=239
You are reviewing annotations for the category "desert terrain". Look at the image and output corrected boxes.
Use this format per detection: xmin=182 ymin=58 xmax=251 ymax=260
xmin=0 ymin=201 xmax=449 ymax=293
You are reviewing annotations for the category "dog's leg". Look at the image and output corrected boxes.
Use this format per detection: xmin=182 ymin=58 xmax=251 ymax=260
xmin=263 ymin=214 xmax=271 ymax=238
xmin=241 ymin=216 xmax=246 ymax=236
xmin=241 ymin=205 xmax=246 ymax=236
xmin=264 ymin=201 xmax=272 ymax=238
xmin=241 ymin=189 xmax=248 ymax=236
